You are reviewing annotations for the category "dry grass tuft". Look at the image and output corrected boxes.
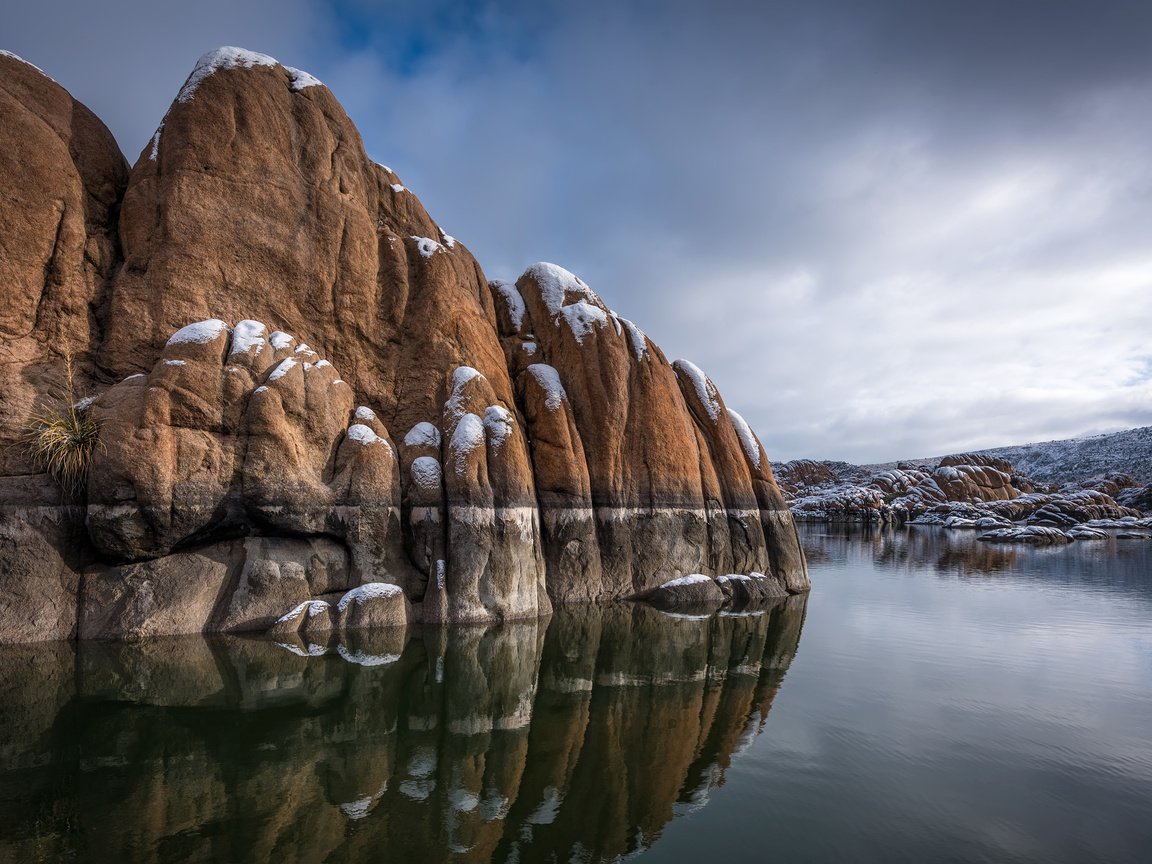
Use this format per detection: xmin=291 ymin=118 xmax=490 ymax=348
xmin=23 ymin=353 xmax=102 ymax=495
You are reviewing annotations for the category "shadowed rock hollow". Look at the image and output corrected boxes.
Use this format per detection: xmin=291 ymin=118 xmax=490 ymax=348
xmin=0 ymin=47 xmax=807 ymax=642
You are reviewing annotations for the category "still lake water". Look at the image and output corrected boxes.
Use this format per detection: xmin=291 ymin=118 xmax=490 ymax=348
xmin=1 ymin=525 xmax=1150 ymax=862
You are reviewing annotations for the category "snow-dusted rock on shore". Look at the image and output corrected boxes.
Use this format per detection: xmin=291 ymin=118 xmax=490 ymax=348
xmin=776 ymin=450 xmax=1151 ymax=544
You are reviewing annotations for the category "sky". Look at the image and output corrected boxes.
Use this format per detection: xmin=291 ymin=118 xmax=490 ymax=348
xmin=5 ymin=0 xmax=1152 ymax=463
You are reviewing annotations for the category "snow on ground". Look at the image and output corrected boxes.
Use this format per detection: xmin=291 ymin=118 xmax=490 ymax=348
xmin=864 ymin=426 xmax=1152 ymax=484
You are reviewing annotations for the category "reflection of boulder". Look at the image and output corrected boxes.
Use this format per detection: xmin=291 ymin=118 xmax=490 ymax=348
xmin=0 ymin=600 xmax=805 ymax=862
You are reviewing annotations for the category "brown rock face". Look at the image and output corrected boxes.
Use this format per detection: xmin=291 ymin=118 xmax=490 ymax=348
xmin=0 ymin=51 xmax=128 ymax=475
xmin=492 ymin=265 xmax=807 ymax=599
xmin=0 ymin=47 xmax=807 ymax=640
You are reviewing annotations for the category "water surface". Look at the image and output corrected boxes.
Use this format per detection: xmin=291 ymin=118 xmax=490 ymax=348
xmin=1 ymin=525 xmax=1149 ymax=862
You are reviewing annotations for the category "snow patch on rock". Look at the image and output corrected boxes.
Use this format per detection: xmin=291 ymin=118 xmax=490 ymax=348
xmin=167 ymin=319 xmax=227 ymax=347
xmin=285 ymin=66 xmax=323 ymax=91
xmin=266 ymin=357 xmax=297 ymax=382
xmin=411 ymin=456 xmax=442 ymax=490
xmin=728 ymin=409 xmax=761 ymax=469
xmin=337 ymin=582 xmax=403 ymax=612
xmin=178 ymin=47 xmax=279 ymax=103
xmin=675 ymin=360 xmax=721 ymax=421
xmin=176 ymin=47 xmax=320 ymax=103
xmin=275 ymin=599 xmax=331 ymax=624
xmin=527 ymin=364 xmax=566 ymax=411
xmin=451 ymin=414 xmax=485 ymax=474
xmin=559 ymin=302 xmax=608 ymax=344
xmin=484 ymin=405 xmax=514 ymax=450
xmin=491 ymin=280 xmax=526 ymax=330
xmin=411 ymin=236 xmax=443 ymax=258
xmin=444 ymin=367 xmax=482 ymax=422
xmin=0 ymin=50 xmax=55 ymax=82
xmin=347 ymin=423 xmax=384 ymax=447
xmin=661 ymin=573 xmax=713 ymax=589
xmin=230 ymin=319 xmax=267 ymax=355
xmin=617 ymin=316 xmax=649 ymax=361
xmin=525 ymin=262 xmax=603 ymax=315
xmin=269 ymin=330 xmax=294 ymax=350
xmin=405 ymin=422 xmax=442 ymax=449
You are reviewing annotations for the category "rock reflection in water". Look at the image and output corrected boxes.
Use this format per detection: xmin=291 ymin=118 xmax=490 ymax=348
xmin=802 ymin=523 xmax=1021 ymax=575
xmin=0 ymin=598 xmax=805 ymax=863
xmin=800 ymin=523 xmax=1152 ymax=599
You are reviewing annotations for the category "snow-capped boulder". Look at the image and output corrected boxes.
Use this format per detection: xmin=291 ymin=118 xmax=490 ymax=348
xmin=977 ymin=526 xmax=1074 ymax=545
xmin=630 ymin=574 xmax=726 ymax=609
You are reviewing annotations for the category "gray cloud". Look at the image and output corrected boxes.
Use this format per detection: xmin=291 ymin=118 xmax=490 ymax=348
xmin=6 ymin=0 xmax=1151 ymax=462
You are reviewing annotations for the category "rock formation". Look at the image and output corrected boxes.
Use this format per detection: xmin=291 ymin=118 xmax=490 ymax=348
xmin=0 ymin=48 xmax=807 ymax=643
xmin=777 ymin=452 xmax=1150 ymax=544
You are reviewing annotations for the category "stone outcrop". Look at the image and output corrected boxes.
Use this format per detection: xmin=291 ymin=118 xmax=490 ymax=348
xmin=777 ymin=452 xmax=1148 ymax=544
xmin=0 ymin=47 xmax=807 ymax=642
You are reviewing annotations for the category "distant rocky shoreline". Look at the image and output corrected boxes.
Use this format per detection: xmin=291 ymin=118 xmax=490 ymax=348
xmin=775 ymin=449 xmax=1151 ymax=544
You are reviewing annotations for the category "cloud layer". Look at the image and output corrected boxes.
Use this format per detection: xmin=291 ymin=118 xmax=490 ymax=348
xmin=7 ymin=0 xmax=1151 ymax=461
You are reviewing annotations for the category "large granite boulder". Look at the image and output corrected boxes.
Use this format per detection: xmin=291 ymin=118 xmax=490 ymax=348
xmin=0 ymin=47 xmax=808 ymax=641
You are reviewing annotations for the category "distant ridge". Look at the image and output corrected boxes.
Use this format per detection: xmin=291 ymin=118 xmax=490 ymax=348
xmin=864 ymin=426 xmax=1152 ymax=485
